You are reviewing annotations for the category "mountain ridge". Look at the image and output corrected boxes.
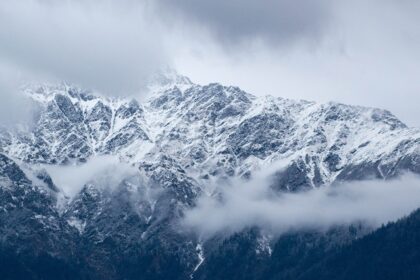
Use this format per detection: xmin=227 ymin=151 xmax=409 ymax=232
xmin=2 ymin=72 xmax=419 ymax=188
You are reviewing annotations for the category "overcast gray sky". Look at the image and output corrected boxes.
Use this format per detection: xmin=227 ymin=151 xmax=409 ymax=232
xmin=0 ymin=0 xmax=419 ymax=126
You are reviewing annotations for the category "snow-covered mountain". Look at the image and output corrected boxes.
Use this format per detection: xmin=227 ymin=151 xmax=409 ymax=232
xmin=1 ymin=71 xmax=420 ymax=279
xmin=3 ymin=72 xmax=419 ymax=186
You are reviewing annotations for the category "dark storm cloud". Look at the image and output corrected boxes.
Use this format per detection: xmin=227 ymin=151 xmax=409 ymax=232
xmin=156 ymin=0 xmax=332 ymax=47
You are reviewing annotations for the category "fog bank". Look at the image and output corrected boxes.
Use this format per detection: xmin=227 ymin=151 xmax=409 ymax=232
xmin=183 ymin=174 xmax=420 ymax=238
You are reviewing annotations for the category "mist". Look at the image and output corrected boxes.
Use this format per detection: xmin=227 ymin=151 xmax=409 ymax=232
xmin=183 ymin=173 xmax=420 ymax=239
xmin=44 ymin=155 xmax=138 ymax=198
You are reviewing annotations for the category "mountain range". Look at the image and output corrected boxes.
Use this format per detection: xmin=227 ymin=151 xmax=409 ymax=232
xmin=1 ymin=71 xmax=420 ymax=279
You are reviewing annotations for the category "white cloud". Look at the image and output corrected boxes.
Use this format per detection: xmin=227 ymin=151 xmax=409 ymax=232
xmin=183 ymin=173 xmax=420 ymax=239
xmin=44 ymin=155 xmax=138 ymax=198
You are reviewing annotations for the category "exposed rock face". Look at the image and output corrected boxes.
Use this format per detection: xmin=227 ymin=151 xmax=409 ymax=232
xmin=1 ymin=73 xmax=420 ymax=279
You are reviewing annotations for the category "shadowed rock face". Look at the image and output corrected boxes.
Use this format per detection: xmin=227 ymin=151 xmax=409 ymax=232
xmin=55 ymin=94 xmax=84 ymax=123
xmin=1 ymin=73 xmax=420 ymax=279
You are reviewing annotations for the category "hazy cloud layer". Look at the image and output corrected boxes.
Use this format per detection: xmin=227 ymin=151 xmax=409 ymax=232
xmin=0 ymin=0 xmax=167 ymax=95
xmin=183 ymin=173 xmax=420 ymax=239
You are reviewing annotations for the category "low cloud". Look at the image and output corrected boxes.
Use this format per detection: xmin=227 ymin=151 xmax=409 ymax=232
xmin=44 ymin=155 xmax=138 ymax=198
xmin=183 ymin=173 xmax=420 ymax=239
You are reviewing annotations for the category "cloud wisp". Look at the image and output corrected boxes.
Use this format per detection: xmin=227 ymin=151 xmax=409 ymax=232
xmin=44 ymin=155 xmax=138 ymax=198
xmin=183 ymin=173 xmax=420 ymax=239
